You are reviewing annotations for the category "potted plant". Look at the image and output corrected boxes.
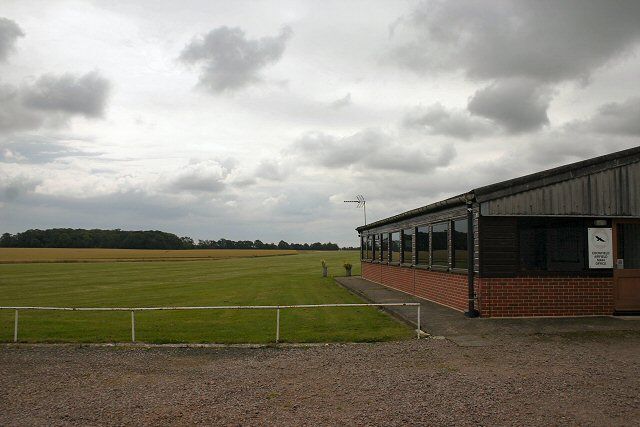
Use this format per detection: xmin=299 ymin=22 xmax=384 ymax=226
xmin=343 ymin=262 xmax=352 ymax=277
xmin=321 ymin=259 xmax=328 ymax=277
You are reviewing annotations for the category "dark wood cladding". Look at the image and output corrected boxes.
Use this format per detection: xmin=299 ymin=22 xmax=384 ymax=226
xmin=479 ymin=216 xmax=614 ymax=278
xmin=479 ymin=217 xmax=518 ymax=277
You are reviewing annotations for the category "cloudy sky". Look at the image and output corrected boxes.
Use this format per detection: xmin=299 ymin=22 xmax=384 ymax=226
xmin=1 ymin=0 xmax=640 ymax=246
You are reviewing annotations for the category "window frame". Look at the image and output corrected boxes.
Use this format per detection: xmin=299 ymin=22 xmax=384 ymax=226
xmin=401 ymin=228 xmax=413 ymax=265
xmin=415 ymin=225 xmax=430 ymax=267
xmin=431 ymin=221 xmax=449 ymax=268
xmin=381 ymin=233 xmax=389 ymax=263
xmin=390 ymin=231 xmax=401 ymax=263
xmin=452 ymin=218 xmax=469 ymax=270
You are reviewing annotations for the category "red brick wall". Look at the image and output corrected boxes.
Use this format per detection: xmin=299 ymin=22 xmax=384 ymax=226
xmin=381 ymin=264 xmax=414 ymax=294
xmin=361 ymin=262 xmax=382 ymax=284
xmin=476 ymin=277 xmax=615 ymax=317
xmin=361 ymin=262 xmax=616 ymax=317
xmin=361 ymin=262 xmax=467 ymax=312
xmin=414 ymin=269 xmax=468 ymax=311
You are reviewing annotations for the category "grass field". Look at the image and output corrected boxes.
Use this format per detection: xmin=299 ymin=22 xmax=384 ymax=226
xmin=0 ymin=250 xmax=412 ymax=343
xmin=0 ymin=248 xmax=298 ymax=263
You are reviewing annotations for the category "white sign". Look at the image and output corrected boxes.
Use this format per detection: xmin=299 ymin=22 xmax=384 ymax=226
xmin=588 ymin=228 xmax=613 ymax=268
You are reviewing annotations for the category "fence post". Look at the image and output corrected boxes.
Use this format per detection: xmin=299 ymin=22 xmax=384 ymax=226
xmin=14 ymin=309 xmax=18 ymax=343
xmin=276 ymin=306 xmax=280 ymax=343
xmin=131 ymin=310 xmax=136 ymax=342
xmin=416 ymin=304 xmax=421 ymax=339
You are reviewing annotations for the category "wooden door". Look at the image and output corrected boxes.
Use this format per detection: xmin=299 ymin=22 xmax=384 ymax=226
xmin=614 ymin=220 xmax=640 ymax=312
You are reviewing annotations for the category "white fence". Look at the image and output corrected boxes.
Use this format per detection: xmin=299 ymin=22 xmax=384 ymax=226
xmin=1 ymin=303 xmax=421 ymax=343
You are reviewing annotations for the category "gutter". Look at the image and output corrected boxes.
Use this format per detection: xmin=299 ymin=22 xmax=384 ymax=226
xmin=464 ymin=200 xmax=479 ymax=318
xmin=355 ymin=192 xmax=473 ymax=232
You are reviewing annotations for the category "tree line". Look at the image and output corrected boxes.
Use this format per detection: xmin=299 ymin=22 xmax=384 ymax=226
xmin=0 ymin=228 xmax=344 ymax=251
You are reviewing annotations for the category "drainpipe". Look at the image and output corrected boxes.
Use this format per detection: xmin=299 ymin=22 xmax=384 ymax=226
xmin=465 ymin=201 xmax=480 ymax=318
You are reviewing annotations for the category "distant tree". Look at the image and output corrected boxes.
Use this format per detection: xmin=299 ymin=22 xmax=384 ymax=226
xmin=0 ymin=228 xmax=347 ymax=251
xmin=0 ymin=233 xmax=14 ymax=247
xmin=180 ymin=236 xmax=195 ymax=249
xmin=278 ymin=240 xmax=289 ymax=249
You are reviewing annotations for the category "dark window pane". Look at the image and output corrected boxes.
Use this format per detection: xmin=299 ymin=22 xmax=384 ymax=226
xmin=381 ymin=233 xmax=388 ymax=261
xmin=519 ymin=218 xmax=585 ymax=271
xmin=365 ymin=235 xmax=372 ymax=260
xmin=618 ymin=224 xmax=640 ymax=269
xmin=453 ymin=219 xmax=468 ymax=269
xmin=416 ymin=226 xmax=429 ymax=265
xmin=391 ymin=232 xmax=401 ymax=262
xmin=402 ymin=229 xmax=413 ymax=264
xmin=361 ymin=236 xmax=365 ymax=259
xmin=371 ymin=235 xmax=378 ymax=259
xmin=372 ymin=235 xmax=378 ymax=260
xmin=520 ymin=227 xmax=546 ymax=270
xmin=432 ymin=222 xmax=448 ymax=266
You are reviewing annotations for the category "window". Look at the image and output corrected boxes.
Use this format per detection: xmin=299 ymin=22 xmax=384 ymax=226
xmin=402 ymin=229 xmax=413 ymax=264
xmin=519 ymin=218 xmax=585 ymax=271
xmin=381 ymin=233 xmax=388 ymax=262
xmin=416 ymin=226 xmax=429 ymax=265
xmin=360 ymin=236 xmax=365 ymax=260
xmin=432 ymin=222 xmax=448 ymax=266
xmin=618 ymin=223 xmax=640 ymax=269
xmin=365 ymin=235 xmax=372 ymax=260
xmin=373 ymin=234 xmax=381 ymax=261
xmin=453 ymin=219 xmax=468 ymax=269
xmin=391 ymin=232 xmax=401 ymax=262
xmin=372 ymin=234 xmax=377 ymax=260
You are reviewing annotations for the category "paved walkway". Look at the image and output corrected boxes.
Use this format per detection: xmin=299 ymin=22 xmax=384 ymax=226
xmin=335 ymin=276 xmax=640 ymax=346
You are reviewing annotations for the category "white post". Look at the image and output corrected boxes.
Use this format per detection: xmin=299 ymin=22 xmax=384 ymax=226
xmin=131 ymin=310 xmax=136 ymax=342
xmin=14 ymin=309 xmax=18 ymax=343
xmin=276 ymin=307 xmax=280 ymax=343
xmin=417 ymin=305 xmax=421 ymax=338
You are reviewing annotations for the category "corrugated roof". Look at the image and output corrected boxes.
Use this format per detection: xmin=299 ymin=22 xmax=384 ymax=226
xmin=356 ymin=145 xmax=640 ymax=232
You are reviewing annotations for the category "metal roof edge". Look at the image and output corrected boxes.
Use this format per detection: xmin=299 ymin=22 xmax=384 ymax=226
xmin=354 ymin=145 xmax=640 ymax=234
xmin=355 ymin=192 xmax=473 ymax=233
xmin=473 ymin=145 xmax=640 ymax=202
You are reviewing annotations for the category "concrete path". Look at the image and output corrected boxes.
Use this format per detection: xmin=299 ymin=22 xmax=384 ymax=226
xmin=335 ymin=276 xmax=640 ymax=346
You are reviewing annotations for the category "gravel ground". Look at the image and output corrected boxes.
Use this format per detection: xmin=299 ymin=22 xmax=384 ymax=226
xmin=1 ymin=332 xmax=639 ymax=426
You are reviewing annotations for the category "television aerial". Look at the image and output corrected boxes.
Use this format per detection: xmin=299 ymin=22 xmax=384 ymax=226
xmin=343 ymin=194 xmax=367 ymax=225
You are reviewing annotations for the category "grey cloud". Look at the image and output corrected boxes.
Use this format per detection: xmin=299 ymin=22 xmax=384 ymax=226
xmin=0 ymin=136 xmax=101 ymax=164
xmin=292 ymin=129 xmax=386 ymax=169
xmin=467 ymin=79 xmax=551 ymax=133
xmin=365 ymin=142 xmax=456 ymax=173
xmin=584 ymin=97 xmax=640 ymax=136
xmin=0 ymin=72 xmax=110 ymax=134
xmin=1 ymin=175 xmax=40 ymax=201
xmin=292 ymin=128 xmax=455 ymax=172
xmin=22 ymin=71 xmax=110 ymax=117
xmin=0 ymin=83 xmax=43 ymax=133
xmin=390 ymin=0 xmax=640 ymax=83
xmin=168 ymin=159 xmax=233 ymax=193
xmin=330 ymin=93 xmax=352 ymax=109
xmin=180 ymin=26 xmax=292 ymax=93
xmin=0 ymin=17 xmax=24 ymax=62
xmin=254 ymin=159 xmax=289 ymax=181
xmin=402 ymin=103 xmax=494 ymax=139
xmin=0 ymin=189 xmax=189 ymax=227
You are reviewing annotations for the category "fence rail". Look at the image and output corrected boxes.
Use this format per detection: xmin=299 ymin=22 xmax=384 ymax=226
xmin=1 ymin=303 xmax=421 ymax=343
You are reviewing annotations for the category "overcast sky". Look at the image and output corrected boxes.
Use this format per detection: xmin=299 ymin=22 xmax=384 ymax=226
xmin=1 ymin=0 xmax=640 ymax=246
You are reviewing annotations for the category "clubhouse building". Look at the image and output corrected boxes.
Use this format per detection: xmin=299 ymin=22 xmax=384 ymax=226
xmin=357 ymin=146 xmax=640 ymax=317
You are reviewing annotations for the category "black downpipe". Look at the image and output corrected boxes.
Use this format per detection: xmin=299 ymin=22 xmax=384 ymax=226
xmin=465 ymin=203 xmax=480 ymax=318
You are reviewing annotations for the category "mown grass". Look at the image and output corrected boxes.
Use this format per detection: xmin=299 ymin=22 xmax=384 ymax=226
xmin=0 ymin=248 xmax=297 ymax=263
xmin=0 ymin=251 xmax=412 ymax=343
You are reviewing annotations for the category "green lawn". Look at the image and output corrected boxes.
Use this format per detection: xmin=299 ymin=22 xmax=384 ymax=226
xmin=0 ymin=251 xmax=412 ymax=343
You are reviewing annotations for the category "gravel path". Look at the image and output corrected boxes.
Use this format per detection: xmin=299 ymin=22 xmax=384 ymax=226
xmin=1 ymin=332 xmax=639 ymax=426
